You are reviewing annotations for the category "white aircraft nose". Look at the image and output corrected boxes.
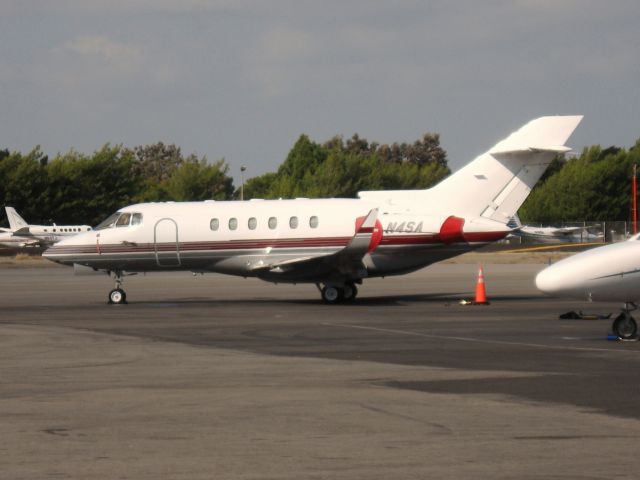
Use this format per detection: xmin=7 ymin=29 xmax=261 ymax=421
xmin=536 ymin=260 xmax=588 ymax=297
xmin=535 ymin=264 xmax=566 ymax=295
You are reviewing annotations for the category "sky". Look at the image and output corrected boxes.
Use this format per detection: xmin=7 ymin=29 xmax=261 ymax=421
xmin=1 ymin=0 xmax=639 ymax=184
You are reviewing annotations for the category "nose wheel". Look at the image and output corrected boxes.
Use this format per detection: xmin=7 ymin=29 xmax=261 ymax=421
xmin=612 ymin=304 xmax=638 ymax=340
xmin=109 ymin=288 xmax=127 ymax=304
xmin=108 ymin=271 xmax=128 ymax=304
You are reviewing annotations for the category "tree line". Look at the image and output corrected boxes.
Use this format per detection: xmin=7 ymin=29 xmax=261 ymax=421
xmin=519 ymin=140 xmax=640 ymax=223
xmin=1 ymin=132 xmax=639 ymax=228
xmin=0 ymin=132 xmax=450 ymax=227
xmin=0 ymin=143 xmax=233 ymax=226
xmin=242 ymin=133 xmax=450 ymax=199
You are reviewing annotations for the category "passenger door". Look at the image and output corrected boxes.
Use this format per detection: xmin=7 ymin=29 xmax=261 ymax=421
xmin=154 ymin=218 xmax=181 ymax=267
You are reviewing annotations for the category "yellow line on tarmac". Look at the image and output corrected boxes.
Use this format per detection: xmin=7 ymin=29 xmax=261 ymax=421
xmin=500 ymin=242 xmax=602 ymax=253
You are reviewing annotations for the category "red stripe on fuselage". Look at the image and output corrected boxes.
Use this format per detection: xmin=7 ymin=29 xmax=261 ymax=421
xmin=46 ymin=230 xmax=508 ymax=257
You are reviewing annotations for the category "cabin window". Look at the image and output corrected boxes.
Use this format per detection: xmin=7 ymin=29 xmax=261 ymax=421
xmin=116 ymin=213 xmax=132 ymax=227
xmin=289 ymin=216 xmax=298 ymax=229
xmin=210 ymin=218 xmax=219 ymax=231
xmin=229 ymin=218 xmax=238 ymax=230
xmin=53 ymin=228 xmax=56 ymax=232
xmin=44 ymin=229 xmax=48 ymax=232
xmin=268 ymin=217 xmax=277 ymax=229
xmin=131 ymin=213 xmax=143 ymax=225
xmin=248 ymin=217 xmax=257 ymax=230
xmin=309 ymin=216 xmax=319 ymax=228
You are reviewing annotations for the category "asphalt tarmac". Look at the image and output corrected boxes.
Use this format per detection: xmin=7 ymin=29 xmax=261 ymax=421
xmin=1 ymin=263 xmax=639 ymax=479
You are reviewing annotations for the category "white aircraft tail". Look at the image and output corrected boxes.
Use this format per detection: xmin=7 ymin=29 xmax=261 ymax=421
xmin=359 ymin=115 xmax=583 ymax=223
xmin=5 ymin=207 xmax=29 ymax=231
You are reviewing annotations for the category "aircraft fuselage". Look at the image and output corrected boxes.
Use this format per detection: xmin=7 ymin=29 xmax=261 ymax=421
xmin=44 ymin=198 xmax=509 ymax=282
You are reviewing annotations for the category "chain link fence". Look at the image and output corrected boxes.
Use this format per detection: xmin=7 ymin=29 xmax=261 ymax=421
xmin=505 ymin=221 xmax=632 ymax=246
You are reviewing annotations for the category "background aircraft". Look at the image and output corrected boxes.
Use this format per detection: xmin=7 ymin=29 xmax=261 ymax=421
xmin=44 ymin=115 xmax=583 ymax=304
xmin=507 ymin=214 xmax=587 ymax=244
xmin=0 ymin=207 xmax=92 ymax=249
xmin=536 ymin=236 xmax=640 ymax=339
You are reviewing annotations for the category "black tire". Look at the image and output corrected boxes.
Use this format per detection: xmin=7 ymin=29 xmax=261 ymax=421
xmin=108 ymin=288 xmax=127 ymax=305
xmin=321 ymin=286 xmax=343 ymax=304
xmin=343 ymin=283 xmax=358 ymax=301
xmin=612 ymin=313 xmax=637 ymax=340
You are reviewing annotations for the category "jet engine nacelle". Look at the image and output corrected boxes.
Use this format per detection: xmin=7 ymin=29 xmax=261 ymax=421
xmin=380 ymin=213 xmax=511 ymax=245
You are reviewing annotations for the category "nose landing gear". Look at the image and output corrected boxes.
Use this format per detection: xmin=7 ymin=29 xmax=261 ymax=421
xmin=108 ymin=270 xmax=127 ymax=304
xmin=612 ymin=303 xmax=638 ymax=340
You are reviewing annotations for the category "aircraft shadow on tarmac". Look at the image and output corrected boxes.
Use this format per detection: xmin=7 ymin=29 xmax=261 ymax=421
xmin=126 ymin=292 xmax=544 ymax=307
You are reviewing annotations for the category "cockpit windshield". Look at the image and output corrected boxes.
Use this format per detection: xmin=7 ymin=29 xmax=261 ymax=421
xmin=95 ymin=212 xmax=143 ymax=230
xmin=95 ymin=212 xmax=121 ymax=230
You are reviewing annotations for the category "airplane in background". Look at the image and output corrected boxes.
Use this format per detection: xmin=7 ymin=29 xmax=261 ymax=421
xmin=507 ymin=214 xmax=587 ymax=244
xmin=0 ymin=207 xmax=92 ymax=249
xmin=536 ymin=235 xmax=640 ymax=339
xmin=43 ymin=115 xmax=583 ymax=304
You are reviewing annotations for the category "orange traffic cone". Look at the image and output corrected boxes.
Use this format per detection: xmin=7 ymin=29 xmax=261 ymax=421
xmin=474 ymin=265 xmax=489 ymax=305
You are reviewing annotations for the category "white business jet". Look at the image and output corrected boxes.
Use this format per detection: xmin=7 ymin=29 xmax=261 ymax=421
xmin=536 ymin=235 xmax=640 ymax=339
xmin=43 ymin=115 xmax=582 ymax=304
xmin=0 ymin=207 xmax=92 ymax=249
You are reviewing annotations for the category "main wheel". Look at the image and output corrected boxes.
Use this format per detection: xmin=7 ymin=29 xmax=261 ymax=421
xmin=343 ymin=283 xmax=358 ymax=301
xmin=108 ymin=288 xmax=127 ymax=305
xmin=612 ymin=312 xmax=637 ymax=339
xmin=321 ymin=286 xmax=343 ymax=304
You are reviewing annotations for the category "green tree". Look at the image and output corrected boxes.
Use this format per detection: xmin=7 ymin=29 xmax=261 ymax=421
xmin=45 ymin=145 xmax=141 ymax=225
xmin=0 ymin=147 xmax=48 ymax=223
xmin=520 ymin=144 xmax=640 ymax=222
xmin=164 ymin=159 xmax=234 ymax=201
xmin=242 ymin=131 xmax=450 ymax=200
xmin=242 ymin=172 xmax=279 ymax=199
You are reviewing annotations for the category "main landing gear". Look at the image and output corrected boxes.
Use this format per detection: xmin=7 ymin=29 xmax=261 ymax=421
xmin=318 ymin=282 xmax=359 ymax=304
xmin=612 ymin=303 xmax=638 ymax=340
xmin=108 ymin=270 xmax=127 ymax=304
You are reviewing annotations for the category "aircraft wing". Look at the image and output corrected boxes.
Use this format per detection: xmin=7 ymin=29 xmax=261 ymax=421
xmin=0 ymin=238 xmax=42 ymax=248
xmin=12 ymin=227 xmax=32 ymax=236
xmin=553 ymin=227 xmax=583 ymax=235
xmin=250 ymin=208 xmax=380 ymax=279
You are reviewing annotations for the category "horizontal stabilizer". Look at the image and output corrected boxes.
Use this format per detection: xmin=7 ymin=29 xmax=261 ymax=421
xmin=489 ymin=116 xmax=583 ymax=154
xmin=491 ymin=145 xmax=572 ymax=156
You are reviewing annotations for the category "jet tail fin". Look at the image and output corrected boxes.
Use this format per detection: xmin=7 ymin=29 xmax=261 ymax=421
xmin=427 ymin=115 xmax=583 ymax=223
xmin=358 ymin=116 xmax=583 ymax=224
xmin=5 ymin=207 xmax=29 ymax=231
xmin=462 ymin=116 xmax=582 ymax=223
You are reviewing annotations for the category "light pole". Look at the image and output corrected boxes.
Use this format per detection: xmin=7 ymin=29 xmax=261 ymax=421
xmin=240 ymin=165 xmax=246 ymax=201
